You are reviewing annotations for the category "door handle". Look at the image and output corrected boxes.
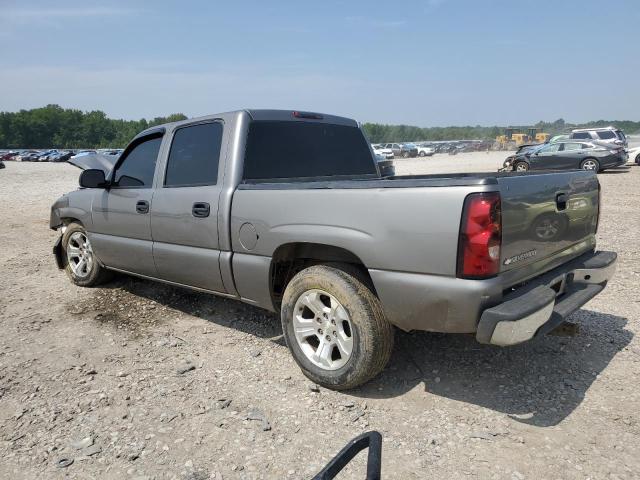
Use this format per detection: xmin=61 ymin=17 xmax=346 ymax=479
xmin=556 ymin=193 xmax=568 ymax=211
xmin=192 ymin=202 xmax=210 ymax=218
xmin=136 ymin=200 xmax=149 ymax=214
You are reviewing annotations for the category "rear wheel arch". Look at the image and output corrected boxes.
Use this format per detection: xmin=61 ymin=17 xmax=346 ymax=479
xmin=269 ymin=243 xmax=374 ymax=311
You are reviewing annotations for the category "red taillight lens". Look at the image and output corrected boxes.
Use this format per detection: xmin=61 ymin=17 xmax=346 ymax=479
xmin=457 ymin=192 xmax=502 ymax=279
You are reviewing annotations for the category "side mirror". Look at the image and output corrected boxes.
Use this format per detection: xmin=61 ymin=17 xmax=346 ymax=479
xmin=79 ymin=169 xmax=107 ymax=188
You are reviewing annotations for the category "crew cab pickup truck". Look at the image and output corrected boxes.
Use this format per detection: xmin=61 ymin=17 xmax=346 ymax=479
xmin=50 ymin=109 xmax=617 ymax=390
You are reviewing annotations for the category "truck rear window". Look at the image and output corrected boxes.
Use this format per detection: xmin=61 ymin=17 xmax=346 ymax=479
xmin=243 ymin=121 xmax=377 ymax=181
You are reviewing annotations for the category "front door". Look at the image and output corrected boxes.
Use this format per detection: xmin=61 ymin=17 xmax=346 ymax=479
xmin=90 ymin=134 xmax=163 ymax=277
xmin=530 ymin=143 xmax=561 ymax=169
xmin=150 ymin=121 xmax=227 ymax=293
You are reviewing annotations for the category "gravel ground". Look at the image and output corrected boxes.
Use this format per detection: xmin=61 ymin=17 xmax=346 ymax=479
xmin=0 ymin=154 xmax=638 ymax=480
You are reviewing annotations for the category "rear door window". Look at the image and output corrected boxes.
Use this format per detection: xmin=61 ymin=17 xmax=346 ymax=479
xmin=562 ymin=143 xmax=583 ymax=151
xmin=164 ymin=122 xmax=223 ymax=187
xmin=243 ymin=121 xmax=376 ymax=181
xmin=596 ymin=130 xmax=616 ymax=140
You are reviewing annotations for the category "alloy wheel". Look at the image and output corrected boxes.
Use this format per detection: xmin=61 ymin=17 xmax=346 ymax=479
xmin=66 ymin=232 xmax=94 ymax=278
xmin=292 ymin=289 xmax=354 ymax=371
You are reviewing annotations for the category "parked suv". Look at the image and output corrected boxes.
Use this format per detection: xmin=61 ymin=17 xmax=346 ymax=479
xmin=381 ymin=143 xmax=418 ymax=158
xmin=569 ymin=127 xmax=627 ymax=148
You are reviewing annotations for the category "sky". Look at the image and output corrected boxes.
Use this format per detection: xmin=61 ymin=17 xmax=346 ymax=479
xmin=0 ymin=0 xmax=638 ymax=126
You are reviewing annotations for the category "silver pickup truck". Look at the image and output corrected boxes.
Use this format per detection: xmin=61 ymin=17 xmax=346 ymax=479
xmin=50 ymin=109 xmax=617 ymax=389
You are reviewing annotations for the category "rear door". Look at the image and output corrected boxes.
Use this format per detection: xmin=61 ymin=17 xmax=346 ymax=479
xmin=150 ymin=120 xmax=228 ymax=293
xmin=90 ymin=133 xmax=163 ymax=277
xmin=555 ymin=142 xmax=584 ymax=169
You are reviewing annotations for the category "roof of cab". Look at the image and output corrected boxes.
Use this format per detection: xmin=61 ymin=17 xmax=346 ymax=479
xmin=134 ymin=109 xmax=359 ymax=139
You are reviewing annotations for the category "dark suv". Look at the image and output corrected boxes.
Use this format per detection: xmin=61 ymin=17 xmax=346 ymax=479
xmin=381 ymin=142 xmax=418 ymax=158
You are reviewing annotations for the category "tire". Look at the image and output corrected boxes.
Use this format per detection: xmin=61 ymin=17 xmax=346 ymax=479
xmin=514 ymin=161 xmax=529 ymax=172
xmin=402 ymin=151 xmax=410 ymax=158
xmin=635 ymin=153 xmax=640 ymax=165
xmin=580 ymin=158 xmax=600 ymax=172
xmin=62 ymin=222 xmax=111 ymax=287
xmin=419 ymin=151 xmax=426 ymax=157
xmin=281 ymin=264 xmax=394 ymax=390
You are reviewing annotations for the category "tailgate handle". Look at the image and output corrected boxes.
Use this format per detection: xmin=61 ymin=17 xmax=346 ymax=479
xmin=556 ymin=193 xmax=568 ymax=211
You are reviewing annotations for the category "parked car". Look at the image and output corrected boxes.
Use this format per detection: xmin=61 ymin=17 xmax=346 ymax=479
xmin=372 ymin=145 xmax=394 ymax=159
xmin=0 ymin=151 xmax=18 ymax=161
xmin=380 ymin=142 xmax=417 ymax=158
xmin=37 ymin=149 xmax=59 ymax=161
xmin=49 ymin=151 xmax=74 ymax=162
xmin=416 ymin=143 xmax=435 ymax=157
xmin=627 ymin=145 xmax=640 ymax=165
xmin=71 ymin=150 xmax=97 ymax=159
xmin=375 ymin=155 xmax=395 ymax=176
xmin=17 ymin=150 xmax=41 ymax=161
xmin=51 ymin=109 xmax=616 ymax=390
xmin=504 ymin=141 xmax=627 ymax=172
xmin=569 ymin=126 xmax=627 ymax=149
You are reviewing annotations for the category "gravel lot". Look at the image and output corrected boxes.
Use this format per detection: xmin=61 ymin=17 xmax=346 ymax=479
xmin=0 ymin=151 xmax=638 ymax=479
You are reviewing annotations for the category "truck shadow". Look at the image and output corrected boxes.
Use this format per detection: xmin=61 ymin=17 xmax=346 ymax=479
xmin=355 ymin=310 xmax=631 ymax=427
xmin=110 ymin=276 xmax=284 ymax=342
xmin=107 ymin=277 xmax=630 ymax=428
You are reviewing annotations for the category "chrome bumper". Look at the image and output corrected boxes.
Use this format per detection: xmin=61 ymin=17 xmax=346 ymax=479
xmin=477 ymin=250 xmax=617 ymax=346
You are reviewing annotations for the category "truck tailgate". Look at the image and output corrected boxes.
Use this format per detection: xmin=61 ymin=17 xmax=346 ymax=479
xmin=497 ymin=171 xmax=599 ymax=282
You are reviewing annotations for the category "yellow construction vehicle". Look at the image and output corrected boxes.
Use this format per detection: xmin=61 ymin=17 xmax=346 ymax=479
xmin=495 ymin=127 xmax=550 ymax=150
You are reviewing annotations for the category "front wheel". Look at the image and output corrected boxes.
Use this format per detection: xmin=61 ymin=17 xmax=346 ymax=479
xmin=580 ymin=158 xmax=600 ymax=171
xmin=635 ymin=153 xmax=640 ymax=165
xmin=402 ymin=151 xmax=410 ymax=158
xmin=281 ymin=265 xmax=394 ymax=390
xmin=62 ymin=222 xmax=111 ymax=287
xmin=418 ymin=151 xmax=426 ymax=157
xmin=514 ymin=161 xmax=529 ymax=172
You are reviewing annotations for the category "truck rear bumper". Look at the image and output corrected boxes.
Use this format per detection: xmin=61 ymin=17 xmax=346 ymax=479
xmin=476 ymin=250 xmax=616 ymax=346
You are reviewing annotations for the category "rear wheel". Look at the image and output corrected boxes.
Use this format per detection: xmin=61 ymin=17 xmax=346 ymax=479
xmin=580 ymin=158 xmax=600 ymax=171
xmin=402 ymin=151 xmax=410 ymax=158
xmin=635 ymin=153 xmax=640 ymax=165
xmin=62 ymin=222 xmax=111 ymax=287
xmin=514 ymin=161 xmax=529 ymax=172
xmin=281 ymin=265 xmax=394 ymax=390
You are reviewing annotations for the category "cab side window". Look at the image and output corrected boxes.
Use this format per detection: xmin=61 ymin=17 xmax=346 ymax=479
xmin=113 ymin=135 xmax=163 ymax=188
xmin=164 ymin=122 xmax=223 ymax=187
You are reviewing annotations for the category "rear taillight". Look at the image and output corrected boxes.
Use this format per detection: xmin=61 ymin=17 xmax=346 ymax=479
xmin=457 ymin=192 xmax=502 ymax=279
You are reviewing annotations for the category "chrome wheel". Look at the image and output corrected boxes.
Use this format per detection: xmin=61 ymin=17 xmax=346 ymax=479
xmin=582 ymin=159 xmax=598 ymax=171
xmin=292 ymin=289 xmax=354 ymax=371
xmin=515 ymin=162 xmax=529 ymax=172
xmin=66 ymin=231 xmax=94 ymax=278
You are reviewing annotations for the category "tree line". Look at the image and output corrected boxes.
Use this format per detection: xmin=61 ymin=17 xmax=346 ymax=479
xmin=1 ymin=104 xmax=638 ymax=148
xmin=362 ymin=118 xmax=640 ymax=143
xmin=0 ymin=105 xmax=187 ymax=149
